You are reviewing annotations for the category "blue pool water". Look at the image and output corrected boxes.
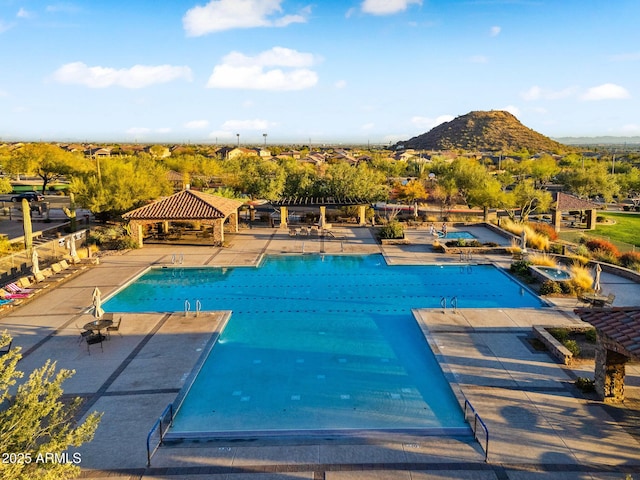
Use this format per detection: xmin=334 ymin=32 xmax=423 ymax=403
xmin=105 ymin=255 xmax=542 ymax=436
xmin=440 ymin=231 xmax=476 ymax=240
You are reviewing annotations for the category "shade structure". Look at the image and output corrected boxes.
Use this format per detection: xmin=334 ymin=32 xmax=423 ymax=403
xmin=31 ymin=249 xmax=40 ymax=276
xmin=92 ymin=287 xmax=104 ymax=319
xmin=593 ymin=263 xmax=602 ymax=293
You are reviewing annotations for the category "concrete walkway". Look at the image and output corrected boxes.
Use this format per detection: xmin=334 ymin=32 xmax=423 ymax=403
xmin=0 ymin=226 xmax=638 ymax=479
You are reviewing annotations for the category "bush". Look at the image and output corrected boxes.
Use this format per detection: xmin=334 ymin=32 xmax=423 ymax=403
xmin=529 ymin=221 xmax=559 ymax=241
xmin=563 ymin=339 xmax=580 ymax=357
xmin=596 ymin=215 xmax=606 ymax=223
xmin=591 ymin=248 xmax=620 ymax=265
xmin=575 ymin=377 xmax=595 ymax=392
xmin=585 ymin=238 xmax=620 ymax=258
xmin=620 ymin=251 xmax=640 ymax=268
xmin=568 ymin=263 xmax=594 ymax=292
xmin=548 ymin=327 xmax=569 ymax=342
xmin=585 ymin=328 xmax=597 ymax=343
xmin=510 ymin=259 xmax=532 ymax=275
xmin=378 ymin=221 xmax=404 ymax=239
xmin=540 ymin=280 xmax=562 ymax=295
xmin=528 ymin=253 xmax=557 ymax=267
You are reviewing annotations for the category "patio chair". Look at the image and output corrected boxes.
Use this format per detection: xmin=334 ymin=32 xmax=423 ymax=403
xmin=5 ymin=282 xmax=34 ymax=294
xmin=0 ymin=340 xmax=11 ymax=356
xmin=594 ymin=293 xmax=615 ymax=308
xmin=76 ymin=323 xmax=93 ymax=344
xmin=106 ymin=316 xmax=122 ymax=338
xmin=85 ymin=332 xmax=104 ymax=354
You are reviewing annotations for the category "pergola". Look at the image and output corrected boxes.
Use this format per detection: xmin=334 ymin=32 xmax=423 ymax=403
xmin=551 ymin=192 xmax=599 ymax=233
xmin=575 ymin=307 xmax=640 ymax=403
xmin=122 ymin=190 xmax=243 ymax=247
xmin=271 ymin=197 xmax=371 ymax=228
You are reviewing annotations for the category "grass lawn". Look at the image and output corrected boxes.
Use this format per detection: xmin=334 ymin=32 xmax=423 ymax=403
xmin=558 ymin=212 xmax=640 ymax=250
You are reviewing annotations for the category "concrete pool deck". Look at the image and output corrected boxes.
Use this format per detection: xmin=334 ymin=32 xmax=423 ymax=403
xmin=0 ymin=226 xmax=638 ymax=479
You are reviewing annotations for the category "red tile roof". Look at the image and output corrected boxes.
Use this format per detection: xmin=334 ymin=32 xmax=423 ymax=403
xmin=122 ymin=190 xmax=243 ymax=221
xmin=554 ymin=192 xmax=598 ymax=211
xmin=575 ymin=307 xmax=640 ymax=359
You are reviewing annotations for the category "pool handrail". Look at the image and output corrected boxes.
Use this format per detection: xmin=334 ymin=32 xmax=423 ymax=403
xmin=146 ymin=403 xmax=173 ymax=466
xmin=463 ymin=397 xmax=489 ymax=462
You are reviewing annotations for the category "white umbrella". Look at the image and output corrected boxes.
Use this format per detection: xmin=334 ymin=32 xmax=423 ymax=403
xmin=68 ymin=237 xmax=78 ymax=261
xmin=520 ymin=229 xmax=527 ymax=252
xmin=91 ymin=287 xmax=104 ymax=319
xmin=31 ymin=249 xmax=40 ymax=276
xmin=593 ymin=263 xmax=602 ymax=293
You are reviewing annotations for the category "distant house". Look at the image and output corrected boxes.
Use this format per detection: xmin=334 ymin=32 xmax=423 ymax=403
xmin=300 ymin=152 xmax=326 ymax=166
xmin=226 ymin=147 xmax=260 ymax=160
xmin=85 ymin=147 xmax=112 ymax=158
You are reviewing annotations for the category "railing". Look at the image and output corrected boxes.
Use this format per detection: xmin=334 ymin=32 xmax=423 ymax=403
xmin=146 ymin=403 xmax=173 ymax=466
xmin=184 ymin=300 xmax=191 ymax=316
xmin=464 ymin=398 xmax=489 ymax=462
xmin=195 ymin=299 xmax=202 ymax=317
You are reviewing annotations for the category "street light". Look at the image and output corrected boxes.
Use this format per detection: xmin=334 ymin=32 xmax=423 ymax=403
xmin=236 ymin=133 xmax=240 ymax=147
xmin=263 ymin=133 xmax=267 ymax=147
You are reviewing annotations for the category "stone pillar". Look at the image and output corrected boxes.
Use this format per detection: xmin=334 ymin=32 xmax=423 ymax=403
xmin=212 ymin=218 xmax=224 ymax=246
xmin=594 ymin=336 xmax=628 ymax=403
xmin=229 ymin=212 xmax=239 ymax=232
xmin=585 ymin=209 xmax=597 ymax=230
xmin=319 ymin=206 xmax=326 ymax=228
xmin=358 ymin=205 xmax=366 ymax=226
xmin=551 ymin=208 xmax=562 ymax=233
xmin=279 ymin=206 xmax=288 ymax=229
xmin=162 ymin=221 xmax=169 ymax=233
xmin=130 ymin=221 xmax=144 ymax=247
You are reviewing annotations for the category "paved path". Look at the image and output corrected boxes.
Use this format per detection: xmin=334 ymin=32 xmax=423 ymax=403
xmin=0 ymin=226 xmax=637 ymax=480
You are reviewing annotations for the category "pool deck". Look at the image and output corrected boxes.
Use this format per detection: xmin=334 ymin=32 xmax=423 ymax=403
xmin=1 ymin=225 xmax=639 ymax=479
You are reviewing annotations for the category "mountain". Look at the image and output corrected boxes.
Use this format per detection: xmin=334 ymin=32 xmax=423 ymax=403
xmin=396 ymin=110 xmax=570 ymax=153
xmin=553 ymin=136 xmax=640 ymax=146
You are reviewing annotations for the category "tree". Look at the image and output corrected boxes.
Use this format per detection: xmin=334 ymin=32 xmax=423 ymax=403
xmin=502 ymin=179 xmax=552 ymax=222
xmin=0 ymin=331 xmax=101 ymax=480
xmin=320 ymin=162 xmax=387 ymax=201
xmin=8 ymin=144 xmax=87 ymax=194
xmin=556 ymin=163 xmax=620 ymax=202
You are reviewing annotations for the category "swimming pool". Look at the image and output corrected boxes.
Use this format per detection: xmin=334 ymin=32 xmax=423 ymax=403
xmin=105 ymin=255 xmax=543 ymax=437
xmin=440 ymin=231 xmax=476 ymax=240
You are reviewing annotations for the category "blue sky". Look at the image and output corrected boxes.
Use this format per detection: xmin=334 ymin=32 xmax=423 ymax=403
xmin=1 ymin=0 xmax=638 ymax=144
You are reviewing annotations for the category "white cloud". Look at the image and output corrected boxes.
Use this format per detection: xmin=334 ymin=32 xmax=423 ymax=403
xmin=581 ymin=83 xmax=630 ymax=101
xmin=17 ymin=8 xmax=33 ymax=19
xmin=501 ymin=105 xmax=521 ymax=117
xmin=183 ymin=0 xmax=309 ymax=36
xmin=621 ymin=124 xmax=640 ymax=134
xmin=334 ymin=80 xmax=347 ymax=89
xmin=469 ymin=55 xmax=488 ymax=64
xmin=0 ymin=20 xmax=14 ymax=33
xmin=207 ymin=47 xmax=318 ymax=91
xmin=521 ymin=85 xmax=578 ymax=101
xmin=361 ymin=0 xmax=421 ymax=15
xmin=156 ymin=127 xmax=172 ymax=134
xmin=411 ymin=115 xmax=454 ymax=130
xmin=52 ymin=62 xmax=192 ymax=88
xmin=184 ymin=120 xmax=210 ymax=129
xmin=609 ymin=52 xmax=640 ymax=62
xmin=126 ymin=127 xmax=151 ymax=136
xmin=490 ymin=26 xmax=501 ymax=37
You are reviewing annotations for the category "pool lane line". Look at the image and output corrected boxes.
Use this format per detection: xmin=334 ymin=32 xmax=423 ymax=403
xmin=74 ymin=313 xmax=172 ymax=419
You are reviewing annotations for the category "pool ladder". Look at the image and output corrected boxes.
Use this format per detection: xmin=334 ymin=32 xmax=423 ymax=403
xmin=184 ymin=299 xmax=202 ymax=317
xmin=440 ymin=296 xmax=458 ymax=312
xmin=171 ymin=253 xmax=184 ymax=265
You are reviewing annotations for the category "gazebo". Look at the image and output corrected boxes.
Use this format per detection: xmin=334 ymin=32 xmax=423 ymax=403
xmin=122 ymin=190 xmax=243 ymax=247
xmin=575 ymin=307 xmax=640 ymax=403
xmin=551 ymin=192 xmax=600 ymax=233
xmin=271 ymin=197 xmax=370 ymax=228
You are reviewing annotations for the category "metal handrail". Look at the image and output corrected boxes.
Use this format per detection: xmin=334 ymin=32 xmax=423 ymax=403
xmin=184 ymin=299 xmax=191 ymax=316
xmin=464 ymin=398 xmax=489 ymax=462
xmin=146 ymin=403 xmax=173 ymax=466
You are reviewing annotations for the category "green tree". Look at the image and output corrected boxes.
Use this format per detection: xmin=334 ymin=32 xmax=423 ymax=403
xmin=0 ymin=332 xmax=101 ymax=480
xmin=8 ymin=144 xmax=87 ymax=194
xmin=525 ymin=154 xmax=560 ymax=187
xmin=502 ymin=179 xmax=552 ymax=222
xmin=556 ymin=163 xmax=620 ymax=202
xmin=320 ymin=162 xmax=387 ymax=201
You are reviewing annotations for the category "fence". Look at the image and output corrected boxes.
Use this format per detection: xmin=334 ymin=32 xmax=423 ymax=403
xmin=0 ymin=228 xmax=90 ymax=284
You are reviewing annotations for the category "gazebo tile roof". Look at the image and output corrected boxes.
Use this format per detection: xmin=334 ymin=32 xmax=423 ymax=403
xmin=575 ymin=307 xmax=640 ymax=358
xmin=272 ymin=197 xmax=369 ymax=206
xmin=123 ymin=190 xmax=243 ymax=221
xmin=554 ymin=192 xmax=599 ymax=211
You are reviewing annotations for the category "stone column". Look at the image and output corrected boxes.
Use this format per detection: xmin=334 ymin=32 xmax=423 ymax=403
xmin=358 ymin=205 xmax=366 ymax=226
xmin=130 ymin=221 xmax=144 ymax=247
xmin=319 ymin=206 xmax=326 ymax=228
xmin=229 ymin=212 xmax=239 ymax=232
xmin=212 ymin=218 xmax=224 ymax=246
xmin=585 ymin=209 xmax=597 ymax=230
xmin=594 ymin=336 xmax=628 ymax=403
xmin=279 ymin=206 xmax=288 ymax=229
xmin=551 ymin=209 xmax=562 ymax=233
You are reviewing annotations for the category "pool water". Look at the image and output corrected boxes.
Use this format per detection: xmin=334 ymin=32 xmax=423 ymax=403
xmin=440 ymin=231 xmax=476 ymax=240
xmin=105 ymin=255 xmax=542 ymax=436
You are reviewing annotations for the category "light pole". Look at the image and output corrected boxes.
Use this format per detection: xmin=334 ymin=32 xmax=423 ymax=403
xmin=263 ymin=133 xmax=267 ymax=147
xmin=236 ymin=133 xmax=240 ymax=147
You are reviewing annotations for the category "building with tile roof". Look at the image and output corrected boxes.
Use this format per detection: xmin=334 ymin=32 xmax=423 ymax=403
xmin=122 ymin=189 xmax=243 ymax=247
xmin=575 ymin=307 xmax=640 ymax=403
xmin=551 ymin=192 xmax=600 ymax=232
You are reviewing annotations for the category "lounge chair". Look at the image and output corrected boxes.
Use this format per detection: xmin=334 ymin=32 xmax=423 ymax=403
xmin=594 ymin=293 xmax=615 ymax=308
xmin=0 ymin=288 xmax=32 ymax=299
xmin=0 ymin=340 xmax=12 ymax=356
xmin=5 ymin=282 xmax=34 ymax=294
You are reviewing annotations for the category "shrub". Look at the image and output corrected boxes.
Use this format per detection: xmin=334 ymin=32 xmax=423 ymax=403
xmin=540 ymin=280 xmax=562 ymax=295
xmin=549 ymin=243 xmax=564 ymax=255
xmin=620 ymin=251 xmax=640 ymax=268
xmin=569 ymin=263 xmax=594 ymax=292
xmin=563 ymin=339 xmax=580 ymax=357
xmin=527 ymin=229 xmax=550 ymax=251
xmin=596 ymin=215 xmax=606 ymax=223
xmin=585 ymin=238 xmax=620 ymax=258
xmin=378 ymin=221 xmax=404 ymax=239
xmin=528 ymin=253 xmax=557 ymax=267
xmin=575 ymin=377 xmax=595 ymax=392
xmin=569 ymin=254 xmax=590 ymax=266
xmin=548 ymin=327 xmax=569 ymax=342
xmin=591 ymin=248 xmax=620 ymax=265
xmin=574 ymin=244 xmax=590 ymax=257
xmin=529 ymin=221 xmax=559 ymax=241
xmin=560 ymin=281 xmax=577 ymax=295
xmin=510 ymin=259 xmax=532 ymax=275
xmin=585 ymin=328 xmax=597 ymax=343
